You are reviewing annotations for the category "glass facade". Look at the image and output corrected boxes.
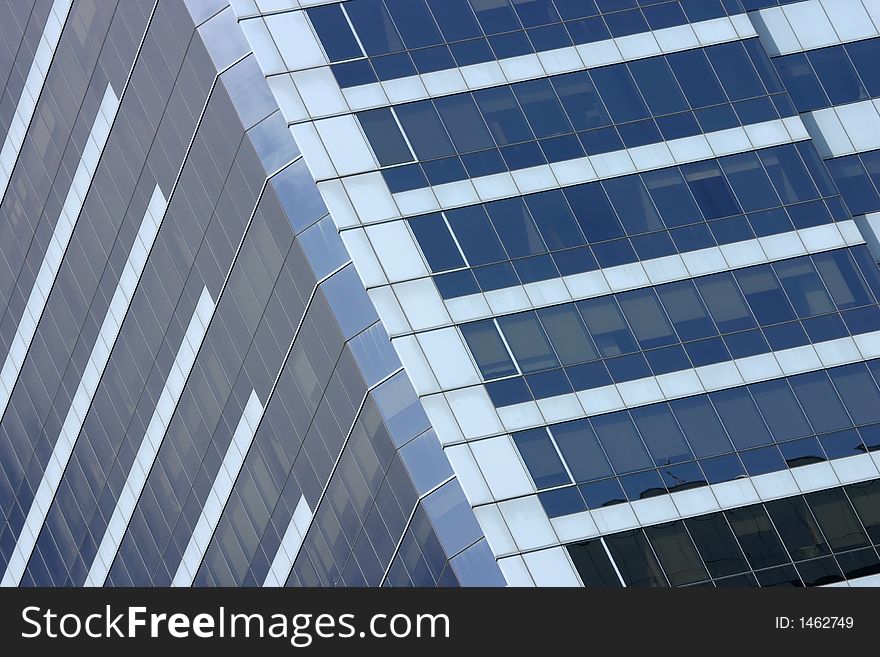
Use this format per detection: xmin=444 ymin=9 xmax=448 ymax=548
xmin=231 ymin=0 xmax=880 ymax=587
xmin=4 ymin=0 xmax=880 ymax=589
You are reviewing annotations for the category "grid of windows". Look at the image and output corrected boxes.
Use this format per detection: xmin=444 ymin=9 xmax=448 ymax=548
xmin=774 ymin=39 xmax=880 ymax=113
xmin=406 ymin=142 xmax=844 ymax=299
xmin=353 ymin=40 xmax=792 ymax=189
xmin=462 ymin=247 xmax=880 ymax=397
xmin=826 ymin=149 xmax=880 ymax=217
xmin=566 ymin=481 xmax=880 ymax=587
xmin=307 ymin=0 xmax=801 ymax=90
xmin=508 ymin=359 xmax=880 ymax=513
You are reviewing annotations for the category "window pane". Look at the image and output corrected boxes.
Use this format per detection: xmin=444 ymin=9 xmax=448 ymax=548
xmin=774 ymin=52 xmax=828 ymax=111
xmin=512 ymin=428 xmax=571 ymax=488
xmin=670 ymin=396 xmax=733 ymax=457
xmin=709 ymin=387 xmax=772 ymax=449
xmin=765 ymin=496 xmax=829 ymax=561
xmin=474 ymin=86 xmax=534 ymax=145
xmin=434 ymin=94 xmax=495 ymax=152
xmin=789 ymin=371 xmax=852 ymax=434
xmin=358 ymin=108 xmax=413 ymax=165
xmin=471 ymin=0 xmax=521 ymax=34
xmin=512 ymin=78 xmax=572 ymax=138
xmin=552 ymin=419 xmax=613 ymax=482
xmin=735 ymin=265 xmax=797 ymax=325
xmin=805 ymin=488 xmax=870 ymax=552
xmin=695 ymin=273 xmax=755 ymax=333
xmin=427 ymin=0 xmax=482 ymax=40
xmin=537 ymin=305 xmax=598 ymax=365
xmin=460 ymin=320 xmax=517 ymax=378
xmin=758 ymin=145 xmax=819 ymax=204
xmin=630 ymin=404 xmax=693 ymax=466
xmin=486 ymin=198 xmax=547 ymax=257
xmin=667 ymin=48 xmax=727 ymax=108
xmin=813 ymin=250 xmax=873 ymax=310
xmin=564 ymin=183 xmax=626 ymax=241
xmin=725 ymin=505 xmax=788 ymax=569
xmin=628 ymin=57 xmax=689 ymax=115
xmin=577 ymin=297 xmax=638 ymax=357
xmin=617 ymin=289 xmax=677 ymax=349
xmin=845 ymin=480 xmax=880 ymax=544
xmin=645 ymin=522 xmax=709 ymax=586
xmin=829 ymin=363 xmax=880 ymax=425
xmin=307 ymin=5 xmax=363 ymax=61
xmin=602 ymin=176 xmax=664 ymax=235
xmin=773 ymin=258 xmax=835 ymax=318
xmin=590 ymin=65 xmax=650 ymax=123
xmin=750 ymin=379 xmax=812 ymax=441
xmin=682 ymin=160 xmax=742 ymax=220
xmin=605 ymin=530 xmax=668 ymax=587
xmin=686 ymin=513 xmax=749 ymax=578
xmin=590 ymin=412 xmax=653 ymax=474
xmin=567 ymin=540 xmax=622 ymax=586
xmin=525 ymin=190 xmax=585 ymax=249
xmin=808 ymin=46 xmax=868 ymax=105
xmin=642 ymin=168 xmax=703 ymax=228
xmin=550 ymin=71 xmax=611 ymax=130
xmin=346 ymin=0 xmax=404 ymax=55
xmin=719 ymin=152 xmax=781 ymax=212
xmin=446 ymin=205 xmax=507 ymax=265
xmin=385 ymin=0 xmax=443 ymax=49
xmin=656 ymin=280 xmax=717 ymax=340
xmin=409 ymin=213 xmax=464 ymax=272
xmin=498 ymin=312 xmax=559 ymax=373
xmin=395 ymin=101 xmax=455 ymax=160
xmin=705 ymin=41 xmax=765 ymax=101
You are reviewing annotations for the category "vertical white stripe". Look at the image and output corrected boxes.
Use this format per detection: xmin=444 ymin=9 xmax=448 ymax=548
xmin=0 ymin=0 xmax=73 ymax=199
xmin=172 ymin=390 xmax=263 ymax=587
xmin=263 ymin=495 xmax=312 ymax=587
xmin=0 ymin=184 xmax=166 ymax=587
xmin=0 ymin=83 xmax=119 ymax=421
xmin=85 ymin=286 xmax=215 ymax=587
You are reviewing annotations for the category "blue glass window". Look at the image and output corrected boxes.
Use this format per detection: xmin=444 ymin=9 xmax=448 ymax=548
xmin=670 ymin=396 xmax=733 ymax=457
xmin=537 ymin=305 xmax=598 ymax=365
xmin=409 ymin=214 xmax=463 ymax=271
xmin=426 ymin=0 xmax=482 ymax=40
xmin=446 ymin=205 xmax=507 ymax=265
xmin=735 ymin=265 xmax=797 ymax=325
xmin=617 ymin=288 xmax=677 ymax=349
xmin=829 ymin=364 xmax=880 ymax=425
xmin=813 ymin=250 xmax=874 ymax=309
xmin=719 ymin=152 xmax=780 ymax=212
xmin=667 ymin=49 xmax=727 ymax=108
xmin=773 ymin=258 xmax=835 ymax=318
xmin=524 ymin=190 xmax=585 ymax=249
xmin=395 ymin=102 xmax=455 ymax=160
xmin=590 ymin=65 xmax=650 ymax=123
xmin=656 ymin=280 xmax=717 ymax=341
xmin=513 ymin=78 xmax=573 ymax=138
xmin=474 ymin=86 xmax=534 ymax=145
xmin=307 ymin=5 xmax=362 ymax=61
xmin=358 ymin=108 xmax=412 ymax=165
xmin=758 ymin=145 xmax=819 ymax=204
xmin=486 ymin=198 xmax=546 ymax=257
xmin=577 ymin=297 xmax=639 ymax=357
xmin=807 ymin=46 xmax=868 ymax=106
xmin=552 ymin=419 xmax=613 ymax=482
xmin=774 ymin=53 xmax=827 ymax=111
xmin=631 ymin=405 xmax=693 ymax=466
xmin=710 ymin=387 xmax=773 ymax=450
xmin=471 ymin=0 xmax=522 ymax=34
xmin=706 ymin=41 xmax=766 ymax=101
xmin=513 ymin=0 xmax=561 ymax=27
xmin=498 ymin=313 xmax=560 ymax=373
xmin=566 ymin=15 xmax=611 ymax=44
xmin=602 ymin=175 xmax=664 ymax=235
xmin=564 ymin=183 xmax=626 ymax=241
xmin=695 ymin=273 xmax=756 ymax=333
xmin=682 ymin=161 xmax=741 ymax=219
xmin=750 ymin=379 xmax=812 ymax=441
xmin=554 ymin=0 xmax=599 ymax=20
xmin=846 ymin=38 xmax=880 ymax=96
xmin=513 ymin=428 xmax=571 ymax=488
xmin=591 ymin=412 xmax=653 ymax=474
xmin=385 ymin=0 xmax=443 ymax=49
xmin=790 ymin=371 xmax=852 ymax=434
xmin=461 ymin=319 xmax=519 ymax=381
xmin=628 ymin=56 xmax=689 ymax=118
xmin=826 ymin=155 xmax=880 ymax=215
xmin=642 ymin=168 xmax=703 ymax=228
xmin=345 ymin=0 xmax=404 ymax=55
xmin=434 ymin=94 xmax=495 ymax=153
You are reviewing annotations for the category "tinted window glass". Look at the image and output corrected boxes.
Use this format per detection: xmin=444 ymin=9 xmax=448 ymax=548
xmin=605 ymin=530 xmax=668 ymax=587
xmin=630 ymin=405 xmax=693 ymax=466
xmin=498 ymin=312 xmax=559 ymax=373
xmin=537 ymin=305 xmax=598 ymax=365
xmin=577 ymin=298 xmax=638 ymax=357
xmin=709 ymin=387 xmax=772 ymax=449
xmin=552 ymin=419 xmax=613 ymax=482
xmin=617 ymin=289 xmax=677 ymax=349
xmin=567 ymin=540 xmax=622 ymax=587
xmin=685 ymin=513 xmax=749 ymax=578
xmin=460 ymin=320 xmax=518 ymax=378
xmin=725 ymin=505 xmax=788 ymax=569
xmin=645 ymin=522 xmax=709 ymax=586
xmin=513 ymin=428 xmax=571 ymax=488
xmin=806 ymin=488 xmax=870 ymax=552
xmin=670 ymin=396 xmax=733 ymax=457
xmin=590 ymin=412 xmax=653 ymax=474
